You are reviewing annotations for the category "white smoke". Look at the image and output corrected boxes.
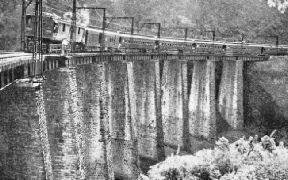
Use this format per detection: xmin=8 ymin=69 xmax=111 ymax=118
xmin=63 ymin=10 xmax=90 ymax=27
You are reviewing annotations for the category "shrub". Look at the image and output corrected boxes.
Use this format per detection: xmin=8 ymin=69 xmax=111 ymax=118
xmin=147 ymin=135 xmax=288 ymax=180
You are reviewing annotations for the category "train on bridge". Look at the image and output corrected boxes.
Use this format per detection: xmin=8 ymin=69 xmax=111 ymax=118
xmin=25 ymin=12 xmax=288 ymax=56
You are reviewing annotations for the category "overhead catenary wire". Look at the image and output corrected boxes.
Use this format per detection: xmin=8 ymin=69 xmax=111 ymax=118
xmin=41 ymin=5 xmax=132 ymax=29
xmin=26 ymin=2 xmax=288 ymax=49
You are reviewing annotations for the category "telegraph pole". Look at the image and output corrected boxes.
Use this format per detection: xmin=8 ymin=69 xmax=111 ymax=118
xmin=101 ymin=8 xmax=106 ymax=52
xmin=33 ymin=0 xmax=39 ymax=59
xmin=21 ymin=0 xmax=33 ymax=51
xmin=184 ymin=28 xmax=188 ymax=41
xmin=39 ymin=0 xmax=43 ymax=75
xmin=70 ymin=0 xmax=77 ymax=53
xmin=21 ymin=0 xmax=26 ymax=51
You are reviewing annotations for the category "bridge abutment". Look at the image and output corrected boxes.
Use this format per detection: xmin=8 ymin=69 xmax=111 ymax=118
xmin=0 ymin=81 xmax=47 ymax=179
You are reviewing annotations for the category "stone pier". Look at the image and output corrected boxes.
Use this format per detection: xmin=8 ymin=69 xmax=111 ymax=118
xmin=188 ymin=60 xmax=216 ymax=140
xmin=132 ymin=60 xmax=165 ymax=161
xmin=106 ymin=61 xmax=140 ymax=180
xmin=218 ymin=60 xmax=244 ymax=129
xmin=161 ymin=60 xmax=188 ymax=153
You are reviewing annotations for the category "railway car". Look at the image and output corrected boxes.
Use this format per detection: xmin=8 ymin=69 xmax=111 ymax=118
xmin=85 ymin=26 xmax=158 ymax=52
xmin=225 ymin=44 xmax=247 ymax=56
xmin=25 ymin=13 xmax=54 ymax=52
xmin=193 ymin=43 xmax=225 ymax=54
xmin=262 ymin=46 xmax=288 ymax=56
xmin=25 ymin=12 xmax=86 ymax=53
xmin=25 ymin=12 xmax=288 ymax=56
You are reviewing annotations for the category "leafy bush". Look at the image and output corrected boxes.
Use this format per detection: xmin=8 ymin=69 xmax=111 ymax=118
xmin=147 ymin=135 xmax=288 ymax=180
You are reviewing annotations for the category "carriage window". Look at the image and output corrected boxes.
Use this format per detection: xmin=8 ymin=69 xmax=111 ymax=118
xmin=53 ymin=23 xmax=58 ymax=33
xmin=26 ymin=16 xmax=32 ymax=25
xmin=78 ymin=27 xmax=81 ymax=34
xmin=192 ymin=43 xmax=196 ymax=49
xmin=99 ymin=33 xmax=103 ymax=43
xmin=62 ymin=24 xmax=66 ymax=32
xmin=261 ymin=47 xmax=265 ymax=54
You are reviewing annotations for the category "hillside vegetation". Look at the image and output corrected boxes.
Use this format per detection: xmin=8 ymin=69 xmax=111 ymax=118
xmin=145 ymin=135 xmax=288 ymax=180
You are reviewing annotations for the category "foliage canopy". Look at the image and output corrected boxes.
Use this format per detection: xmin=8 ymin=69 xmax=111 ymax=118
xmin=147 ymin=135 xmax=288 ymax=180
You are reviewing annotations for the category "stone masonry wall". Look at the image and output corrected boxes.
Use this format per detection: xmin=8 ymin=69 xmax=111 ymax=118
xmin=0 ymin=56 xmax=249 ymax=179
xmin=161 ymin=60 xmax=188 ymax=153
xmin=188 ymin=60 xmax=216 ymax=140
xmin=0 ymin=83 xmax=46 ymax=179
xmin=106 ymin=61 xmax=140 ymax=179
xmin=43 ymin=66 xmax=114 ymax=180
xmin=133 ymin=60 xmax=160 ymax=160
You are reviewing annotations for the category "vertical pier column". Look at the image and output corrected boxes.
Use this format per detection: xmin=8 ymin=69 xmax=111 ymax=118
xmin=98 ymin=63 xmax=115 ymax=180
xmin=127 ymin=62 xmax=138 ymax=140
xmin=202 ymin=60 xmax=216 ymax=138
xmin=107 ymin=61 xmax=140 ymax=180
xmin=132 ymin=60 xmax=165 ymax=161
xmin=161 ymin=60 xmax=188 ymax=153
xmin=41 ymin=68 xmax=84 ymax=179
xmin=218 ymin=60 xmax=244 ymax=129
xmin=188 ymin=60 xmax=216 ymax=140
xmin=71 ymin=64 xmax=114 ymax=180
xmin=155 ymin=60 xmax=165 ymax=161
xmin=232 ymin=60 xmax=244 ymax=128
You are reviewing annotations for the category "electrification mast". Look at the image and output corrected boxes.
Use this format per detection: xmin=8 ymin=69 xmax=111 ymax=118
xmin=70 ymin=0 xmax=77 ymax=53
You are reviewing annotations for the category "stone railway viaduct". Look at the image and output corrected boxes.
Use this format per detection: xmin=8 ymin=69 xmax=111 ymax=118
xmin=0 ymin=53 xmax=268 ymax=179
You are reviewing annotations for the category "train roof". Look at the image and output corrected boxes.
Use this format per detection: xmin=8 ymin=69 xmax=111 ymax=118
xmin=27 ymin=13 xmax=288 ymax=49
xmin=28 ymin=12 xmax=88 ymax=28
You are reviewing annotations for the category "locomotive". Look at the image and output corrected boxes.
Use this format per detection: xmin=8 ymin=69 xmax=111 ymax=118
xmin=25 ymin=12 xmax=86 ymax=53
xmin=25 ymin=12 xmax=288 ymax=56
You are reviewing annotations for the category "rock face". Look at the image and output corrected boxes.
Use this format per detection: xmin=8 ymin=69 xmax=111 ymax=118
xmin=243 ymin=56 xmax=288 ymax=143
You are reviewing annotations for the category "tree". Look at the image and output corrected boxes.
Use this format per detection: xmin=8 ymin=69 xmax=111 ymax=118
xmin=0 ymin=0 xmax=21 ymax=50
xmin=268 ymin=0 xmax=288 ymax=12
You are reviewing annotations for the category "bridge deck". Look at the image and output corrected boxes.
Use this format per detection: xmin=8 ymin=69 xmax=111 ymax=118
xmin=0 ymin=52 xmax=270 ymax=90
